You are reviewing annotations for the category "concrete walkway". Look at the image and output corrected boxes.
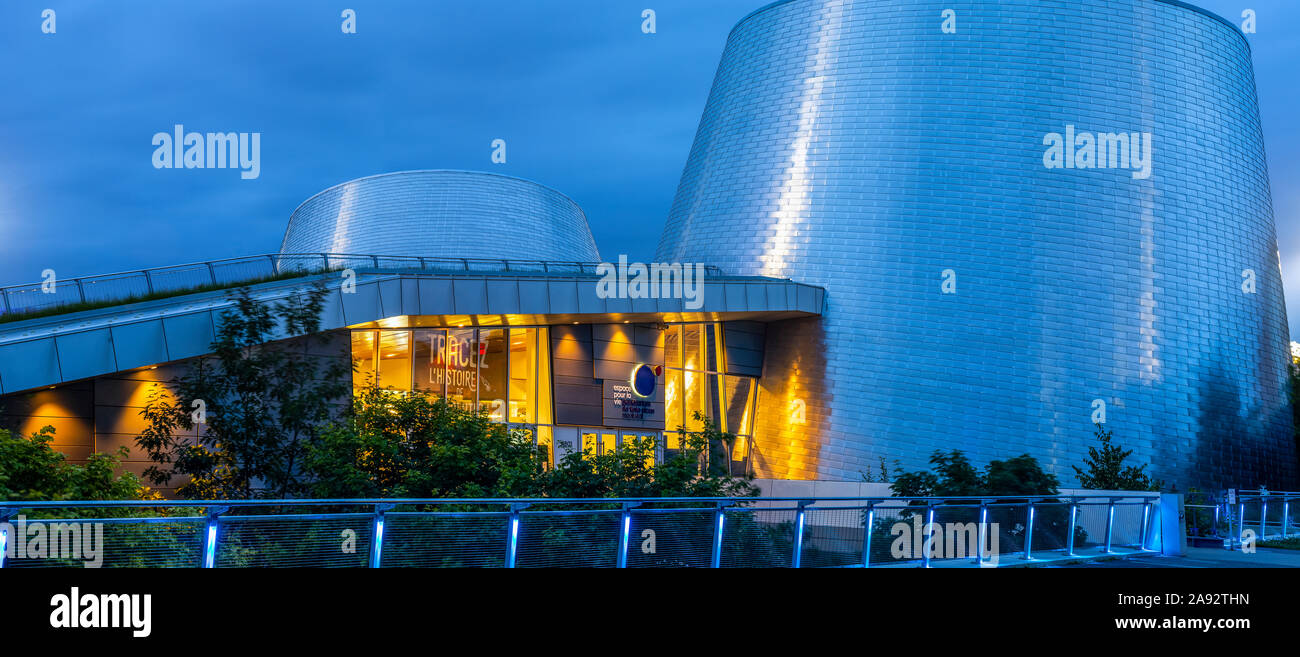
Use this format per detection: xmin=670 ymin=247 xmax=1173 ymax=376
xmin=1051 ymin=547 xmax=1300 ymax=568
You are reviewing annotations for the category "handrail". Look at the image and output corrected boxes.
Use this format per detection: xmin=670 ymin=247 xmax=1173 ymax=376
xmin=0 ymin=493 xmax=1165 ymax=568
xmin=0 ymin=252 xmax=728 ymax=318
xmin=0 ymin=493 xmax=1160 ymax=509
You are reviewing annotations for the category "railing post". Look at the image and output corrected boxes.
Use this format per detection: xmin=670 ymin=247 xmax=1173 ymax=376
xmin=617 ymin=502 xmax=640 ymax=568
xmin=369 ymin=503 xmax=393 ymax=568
xmin=0 ymin=508 xmax=15 ymax=568
xmin=1103 ymin=499 xmax=1115 ymax=553
xmin=143 ymin=270 xmax=155 ymax=295
xmin=1226 ymin=498 xmax=1236 ymax=550
xmin=1 ymin=289 xmax=10 ymax=315
xmin=1023 ymin=501 xmax=1035 ymax=560
xmin=791 ymin=500 xmax=810 ymax=569
xmin=710 ymin=502 xmax=730 ymax=568
xmin=206 ymin=262 xmax=218 ymax=285
xmin=862 ymin=504 xmax=874 ymax=568
xmin=75 ymin=279 xmax=85 ymax=303
xmin=200 ymin=506 xmax=228 ymax=568
xmin=1260 ymin=499 xmax=1268 ymax=539
xmin=977 ymin=502 xmax=988 ymax=565
xmin=506 ymin=503 xmax=527 ymax=568
xmin=922 ymin=505 xmax=935 ymax=568
xmin=1065 ymin=502 xmax=1078 ymax=557
xmin=1283 ymin=499 xmax=1290 ymax=539
xmin=1139 ymin=500 xmax=1151 ymax=550
xmin=1238 ymin=502 xmax=1246 ymax=548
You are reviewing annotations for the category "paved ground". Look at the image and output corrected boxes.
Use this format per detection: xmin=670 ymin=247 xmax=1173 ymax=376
xmin=1050 ymin=547 xmax=1300 ymax=568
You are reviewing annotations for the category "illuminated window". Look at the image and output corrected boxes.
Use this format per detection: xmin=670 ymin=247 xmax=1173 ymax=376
xmin=683 ymin=324 xmax=704 ymax=371
xmin=665 ymin=369 xmax=683 ymax=431
xmin=377 ymin=330 xmax=411 ymax=390
xmin=537 ymin=425 xmax=553 ymax=468
xmin=445 ymin=328 xmax=476 ymax=411
xmin=351 ymin=330 xmax=376 ymax=389
xmin=478 ymin=329 xmax=507 ymax=422
xmin=508 ymin=328 xmax=536 ymax=423
xmin=662 ymin=322 xmax=758 ymax=477
xmin=724 ymin=376 xmax=755 ymax=436
xmin=413 ymin=329 xmax=445 ymax=397
xmin=684 ymin=369 xmax=707 ymax=431
xmin=664 ymin=324 xmax=682 ymax=369
xmin=536 ymin=328 xmax=552 ymax=425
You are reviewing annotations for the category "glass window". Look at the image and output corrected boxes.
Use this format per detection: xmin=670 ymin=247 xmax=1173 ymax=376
xmin=351 ymin=331 xmax=376 ymax=389
xmin=478 ymin=329 xmax=507 ymax=422
xmin=553 ymin=426 xmax=578 ymax=461
xmin=707 ymin=324 xmax=723 ymax=372
xmin=582 ymin=430 xmax=598 ymax=456
xmin=664 ymin=324 xmax=681 ymax=369
xmin=684 ymin=369 xmax=707 ymax=431
xmin=537 ymin=426 xmax=553 ymax=468
xmin=683 ymin=324 xmax=704 ymax=371
xmin=536 ymin=328 xmax=552 ymax=425
xmin=377 ymin=330 xmax=411 ymax=390
xmin=724 ymin=376 xmax=755 ymax=436
xmin=665 ymin=369 xmax=683 ymax=431
xmin=413 ymin=329 xmax=445 ymax=396
xmin=445 ymin=328 xmax=477 ymax=411
xmin=624 ymin=432 xmax=656 ymax=469
xmin=508 ymin=328 xmax=536 ymax=424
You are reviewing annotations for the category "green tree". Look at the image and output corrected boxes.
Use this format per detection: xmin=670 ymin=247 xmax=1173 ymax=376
xmin=302 ymin=385 xmax=540 ymax=499
xmin=890 ymin=450 xmax=1055 ymax=498
xmin=137 ymin=283 xmax=349 ymax=499
xmin=1072 ymin=423 xmax=1161 ymax=491
xmin=0 ymin=426 xmax=156 ymax=502
xmin=985 ymin=454 xmax=1059 ymax=495
xmin=537 ymin=413 xmax=758 ymax=499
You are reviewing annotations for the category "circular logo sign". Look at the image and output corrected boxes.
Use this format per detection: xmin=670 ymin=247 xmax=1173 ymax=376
xmin=630 ymin=364 xmax=659 ymax=399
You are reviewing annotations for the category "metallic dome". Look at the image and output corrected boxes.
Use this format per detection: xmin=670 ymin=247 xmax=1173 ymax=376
xmin=282 ymin=170 xmax=601 ymax=262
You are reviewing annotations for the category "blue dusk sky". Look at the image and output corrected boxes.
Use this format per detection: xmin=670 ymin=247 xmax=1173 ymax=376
xmin=1 ymin=0 xmax=1297 ymax=335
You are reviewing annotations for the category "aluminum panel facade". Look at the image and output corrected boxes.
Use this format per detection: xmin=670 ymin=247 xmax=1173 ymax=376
xmin=281 ymin=170 xmax=601 ymax=262
xmin=656 ymin=0 xmax=1294 ymax=488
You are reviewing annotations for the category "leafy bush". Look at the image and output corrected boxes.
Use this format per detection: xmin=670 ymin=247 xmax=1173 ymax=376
xmin=0 ymin=426 xmax=156 ymax=503
xmin=1072 ymin=424 xmax=1162 ymax=491
xmin=303 ymin=386 xmax=539 ymax=499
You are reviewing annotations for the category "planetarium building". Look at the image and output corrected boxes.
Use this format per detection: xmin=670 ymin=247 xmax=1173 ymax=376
xmin=0 ymin=0 xmax=1294 ymax=493
xmin=657 ymin=0 xmax=1295 ymax=488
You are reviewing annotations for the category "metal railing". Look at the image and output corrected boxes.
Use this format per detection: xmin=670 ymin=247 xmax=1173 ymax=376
xmin=0 ymin=494 xmax=1160 ymax=568
xmin=1183 ymin=490 xmax=1298 ymax=549
xmin=0 ymin=253 xmax=727 ymax=320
